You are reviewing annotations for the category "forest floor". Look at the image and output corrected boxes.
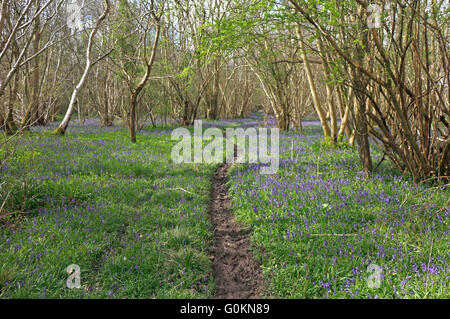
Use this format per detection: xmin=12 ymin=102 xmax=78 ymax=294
xmin=0 ymin=117 xmax=448 ymax=298
xmin=0 ymin=126 xmax=216 ymax=298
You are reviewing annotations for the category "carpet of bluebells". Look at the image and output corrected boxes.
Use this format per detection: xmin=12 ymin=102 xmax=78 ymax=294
xmin=0 ymin=122 xmax=215 ymax=298
xmin=1 ymin=116 xmax=448 ymax=299
xmin=229 ymin=125 xmax=449 ymax=298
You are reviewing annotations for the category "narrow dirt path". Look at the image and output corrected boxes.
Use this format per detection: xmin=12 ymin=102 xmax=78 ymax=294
xmin=210 ymin=163 xmax=264 ymax=299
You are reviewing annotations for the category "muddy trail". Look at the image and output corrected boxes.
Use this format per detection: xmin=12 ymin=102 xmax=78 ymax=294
xmin=210 ymin=163 xmax=264 ymax=299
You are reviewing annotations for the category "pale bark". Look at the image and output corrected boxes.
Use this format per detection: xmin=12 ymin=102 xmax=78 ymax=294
xmin=316 ymin=36 xmax=337 ymax=142
xmin=0 ymin=0 xmax=55 ymax=98
xmin=53 ymin=0 xmax=110 ymax=135
xmin=296 ymin=26 xmax=330 ymax=138
xmin=337 ymin=86 xmax=353 ymax=137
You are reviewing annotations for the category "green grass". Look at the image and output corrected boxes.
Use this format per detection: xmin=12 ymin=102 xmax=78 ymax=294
xmin=1 ymin=123 xmax=448 ymax=299
xmin=228 ymin=129 xmax=449 ymax=299
xmin=0 ymin=128 xmax=216 ymax=298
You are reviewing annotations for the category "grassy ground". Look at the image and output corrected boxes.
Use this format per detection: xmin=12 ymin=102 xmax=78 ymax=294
xmin=0 ymin=127 xmax=215 ymax=298
xmin=1 ymin=120 xmax=448 ymax=299
xmin=229 ymin=126 xmax=449 ymax=298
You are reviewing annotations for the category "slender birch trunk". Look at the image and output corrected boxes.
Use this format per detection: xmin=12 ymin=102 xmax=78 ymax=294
xmin=53 ymin=0 xmax=110 ymax=135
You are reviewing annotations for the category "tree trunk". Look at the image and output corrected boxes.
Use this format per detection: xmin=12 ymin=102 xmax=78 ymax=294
xmin=32 ymin=13 xmax=42 ymax=125
xmin=129 ymin=92 xmax=137 ymax=143
xmin=337 ymin=86 xmax=353 ymax=138
xmin=317 ymin=36 xmax=337 ymax=142
xmin=296 ymin=27 xmax=330 ymax=138
xmin=354 ymin=94 xmax=372 ymax=177
xmin=126 ymin=12 xmax=161 ymax=143
xmin=53 ymin=0 xmax=110 ymax=135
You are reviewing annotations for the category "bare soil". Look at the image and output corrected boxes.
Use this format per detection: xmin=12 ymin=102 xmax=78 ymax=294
xmin=210 ymin=163 xmax=264 ymax=299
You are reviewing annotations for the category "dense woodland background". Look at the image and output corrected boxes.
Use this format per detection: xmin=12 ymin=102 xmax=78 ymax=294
xmin=0 ymin=0 xmax=449 ymax=179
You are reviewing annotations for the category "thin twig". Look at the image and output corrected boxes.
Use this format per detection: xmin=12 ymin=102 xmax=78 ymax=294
xmin=166 ymin=187 xmax=198 ymax=197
